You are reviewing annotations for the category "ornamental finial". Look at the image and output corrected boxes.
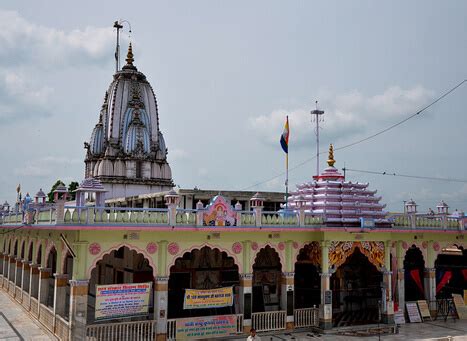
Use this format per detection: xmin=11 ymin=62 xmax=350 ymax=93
xmin=327 ymin=144 xmax=335 ymax=167
xmin=126 ymin=43 xmax=134 ymax=65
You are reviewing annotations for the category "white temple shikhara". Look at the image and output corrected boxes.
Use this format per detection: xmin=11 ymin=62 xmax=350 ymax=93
xmin=85 ymin=43 xmax=174 ymax=199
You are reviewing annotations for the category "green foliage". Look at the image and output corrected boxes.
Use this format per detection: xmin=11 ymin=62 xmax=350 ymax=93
xmin=68 ymin=181 xmax=79 ymax=201
xmin=47 ymin=180 xmax=65 ymax=202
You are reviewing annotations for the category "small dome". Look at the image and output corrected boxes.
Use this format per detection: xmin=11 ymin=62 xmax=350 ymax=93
xmin=90 ymin=122 xmax=104 ymax=155
xmin=35 ymin=188 xmax=46 ymax=198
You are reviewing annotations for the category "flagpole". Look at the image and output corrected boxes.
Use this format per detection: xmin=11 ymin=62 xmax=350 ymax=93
xmin=285 ymin=116 xmax=289 ymax=211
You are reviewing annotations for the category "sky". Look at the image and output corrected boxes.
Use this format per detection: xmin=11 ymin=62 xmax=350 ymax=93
xmin=0 ymin=1 xmax=466 ymax=212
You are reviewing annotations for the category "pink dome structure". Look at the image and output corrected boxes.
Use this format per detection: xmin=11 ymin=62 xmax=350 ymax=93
xmin=287 ymin=144 xmax=390 ymax=227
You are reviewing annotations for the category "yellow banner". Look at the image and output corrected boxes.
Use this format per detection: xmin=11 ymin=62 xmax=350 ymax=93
xmin=183 ymin=287 xmax=233 ymax=309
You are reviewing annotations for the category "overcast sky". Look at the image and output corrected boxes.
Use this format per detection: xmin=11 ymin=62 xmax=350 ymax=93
xmin=0 ymin=1 xmax=466 ymax=212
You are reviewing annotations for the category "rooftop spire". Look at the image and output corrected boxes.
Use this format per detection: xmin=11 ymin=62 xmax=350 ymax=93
xmin=126 ymin=42 xmax=134 ymax=65
xmin=327 ymin=144 xmax=335 ymax=167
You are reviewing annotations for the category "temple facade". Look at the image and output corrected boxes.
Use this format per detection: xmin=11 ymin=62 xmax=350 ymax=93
xmin=0 ymin=37 xmax=465 ymax=341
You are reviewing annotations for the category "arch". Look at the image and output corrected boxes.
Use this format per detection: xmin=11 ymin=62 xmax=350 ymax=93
xmin=87 ymin=246 xmax=156 ymax=323
xmin=20 ymin=239 xmax=26 ymax=259
xmin=61 ymin=250 xmax=74 ymax=275
xmin=404 ymin=245 xmax=425 ymax=301
xmin=434 ymin=245 xmax=466 ymax=298
xmin=167 ymin=242 xmax=241 ymax=274
xmin=27 ymin=240 xmax=34 ymax=262
xmin=249 ymin=242 xmax=285 ymax=274
xmin=168 ymin=246 xmax=239 ymax=319
xmin=329 ymin=241 xmax=385 ymax=271
xmin=45 ymin=246 xmax=58 ymax=308
xmin=87 ymin=243 xmax=157 ymax=278
xmin=331 ymin=248 xmax=383 ymax=327
xmin=295 ymin=242 xmax=321 ymax=308
xmin=252 ymin=246 xmax=283 ymax=313
xmin=45 ymin=240 xmax=57 ymax=266
xmin=36 ymin=244 xmax=42 ymax=266
xmin=13 ymin=239 xmax=18 ymax=257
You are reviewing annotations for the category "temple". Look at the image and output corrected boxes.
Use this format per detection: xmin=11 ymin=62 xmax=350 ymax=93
xmin=84 ymin=44 xmax=174 ymax=199
xmin=0 ymin=34 xmax=466 ymax=341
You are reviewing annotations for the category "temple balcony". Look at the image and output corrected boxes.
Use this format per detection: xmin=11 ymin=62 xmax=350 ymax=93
xmin=0 ymin=204 xmax=464 ymax=232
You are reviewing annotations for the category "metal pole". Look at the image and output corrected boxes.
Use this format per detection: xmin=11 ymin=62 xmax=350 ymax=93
xmin=311 ymin=104 xmax=324 ymax=177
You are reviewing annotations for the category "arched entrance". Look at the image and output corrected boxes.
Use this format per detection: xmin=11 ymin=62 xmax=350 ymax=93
xmin=331 ymin=248 xmax=383 ymax=327
xmin=168 ymin=246 xmax=239 ymax=319
xmin=252 ymin=246 xmax=282 ymax=313
xmin=63 ymin=252 xmax=74 ymax=320
xmin=294 ymin=242 xmax=321 ymax=308
xmin=404 ymin=245 xmax=425 ymax=302
xmin=46 ymin=247 xmax=57 ymax=308
xmin=88 ymin=246 xmax=155 ymax=323
xmin=435 ymin=245 xmax=467 ymax=299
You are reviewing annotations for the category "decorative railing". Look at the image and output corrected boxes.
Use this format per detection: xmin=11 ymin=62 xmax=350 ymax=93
xmin=251 ymin=310 xmax=286 ymax=332
xmin=63 ymin=206 xmax=169 ymax=225
xmin=0 ymin=204 xmax=463 ymax=231
xmin=86 ymin=320 xmax=155 ymax=341
xmin=294 ymin=307 xmax=319 ymax=328
xmin=261 ymin=212 xmax=299 ymax=226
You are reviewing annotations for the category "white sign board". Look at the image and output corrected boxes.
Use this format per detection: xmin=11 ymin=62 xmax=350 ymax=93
xmin=406 ymin=302 xmax=422 ymax=323
xmin=95 ymin=282 xmax=152 ymax=320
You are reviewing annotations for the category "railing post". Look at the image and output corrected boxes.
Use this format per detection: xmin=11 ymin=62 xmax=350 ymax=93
xmin=196 ymin=201 xmax=204 ymax=227
xmin=69 ymin=280 xmax=89 ymax=341
xmin=235 ymin=202 xmax=242 ymax=227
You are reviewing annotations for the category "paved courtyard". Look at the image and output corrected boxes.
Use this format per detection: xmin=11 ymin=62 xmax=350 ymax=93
xmin=228 ymin=320 xmax=467 ymax=341
xmin=0 ymin=291 xmax=55 ymax=340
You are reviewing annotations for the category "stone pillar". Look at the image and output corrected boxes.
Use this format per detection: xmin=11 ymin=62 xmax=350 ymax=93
xmin=54 ymin=274 xmax=68 ymax=317
xmin=69 ymin=280 xmax=89 ymax=341
xmin=21 ymin=261 xmax=31 ymax=293
xmin=38 ymin=267 xmax=51 ymax=305
xmin=30 ymin=264 xmax=40 ymax=298
xmin=395 ymin=241 xmax=405 ymax=313
xmin=239 ymin=273 xmax=253 ymax=334
xmin=281 ymin=272 xmax=294 ymax=329
xmin=424 ymin=268 xmax=436 ymax=315
xmin=319 ymin=241 xmax=332 ymax=329
xmin=381 ymin=241 xmax=394 ymax=323
xmin=154 ymin=276 xmax=169 ymax=341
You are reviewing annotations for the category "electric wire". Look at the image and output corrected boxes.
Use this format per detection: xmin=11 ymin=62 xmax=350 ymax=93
xmin=240 ymin=79 xmax=467 ymax=191
xmin=343 ymin=168 xmax=467 ymax=183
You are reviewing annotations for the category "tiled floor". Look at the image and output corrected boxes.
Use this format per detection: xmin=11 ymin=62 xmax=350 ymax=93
xmin=228 ymin=320 xmax=467 ymax=340
xmin=0 ymin=291 xmax=55 ymax=340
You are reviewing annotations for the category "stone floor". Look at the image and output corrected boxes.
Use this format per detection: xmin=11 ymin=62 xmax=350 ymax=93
xmin=0 ymin=291 xmax=55 ymax=340
xmin=228 ymin=320 xmax=467 ymax=341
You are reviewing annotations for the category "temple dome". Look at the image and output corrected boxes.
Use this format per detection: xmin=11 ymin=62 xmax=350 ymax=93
xmin=84 ymin=43 xmax=174 ymax=198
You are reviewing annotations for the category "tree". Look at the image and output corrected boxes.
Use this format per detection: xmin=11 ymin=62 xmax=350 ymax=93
xmin=68 ymin=181 xmax=79 ymax=201
xmin=47 ymin=180 xmax=65 ymax=203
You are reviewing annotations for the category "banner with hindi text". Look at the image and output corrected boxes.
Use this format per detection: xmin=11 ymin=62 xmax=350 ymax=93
xmin=183 ymin=287 xmax=233 ymax=310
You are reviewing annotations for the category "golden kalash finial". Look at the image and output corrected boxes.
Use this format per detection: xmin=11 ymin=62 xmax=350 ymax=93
xmin=327 ymin=144 xmax=336 ymax=167
xmin=126 ymin=42 xmax=134 ymax=65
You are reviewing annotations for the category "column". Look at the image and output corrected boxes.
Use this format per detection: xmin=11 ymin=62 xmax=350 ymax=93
xmin=30 ymin=264 xmax=40 ymax=298
xmin=381 ymin=241 xmax=394 ymax=323
xmin=425 ymin=240 xmax=437 ymax=314
xmin=38 ymin=267 xmax=51 ymax=305
xmin=281 ymin=272 xmax=294 ymax=329
xmin=319 ymin=241 xmax=332 ymax=330
xmin=69 ymin=280 xmax=89 ymax=341
xmin=154 ymin=276 xmax=169 ymax=341
xmin=54 ymin=274 xmax=68 ymax=317
xmin=396 ymin=241 xmax=405 ymax=312
xmin=424 ymin=268 xmax=436 ymax=315
xmin=239 ymin=273 xmax=253 ymax=334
